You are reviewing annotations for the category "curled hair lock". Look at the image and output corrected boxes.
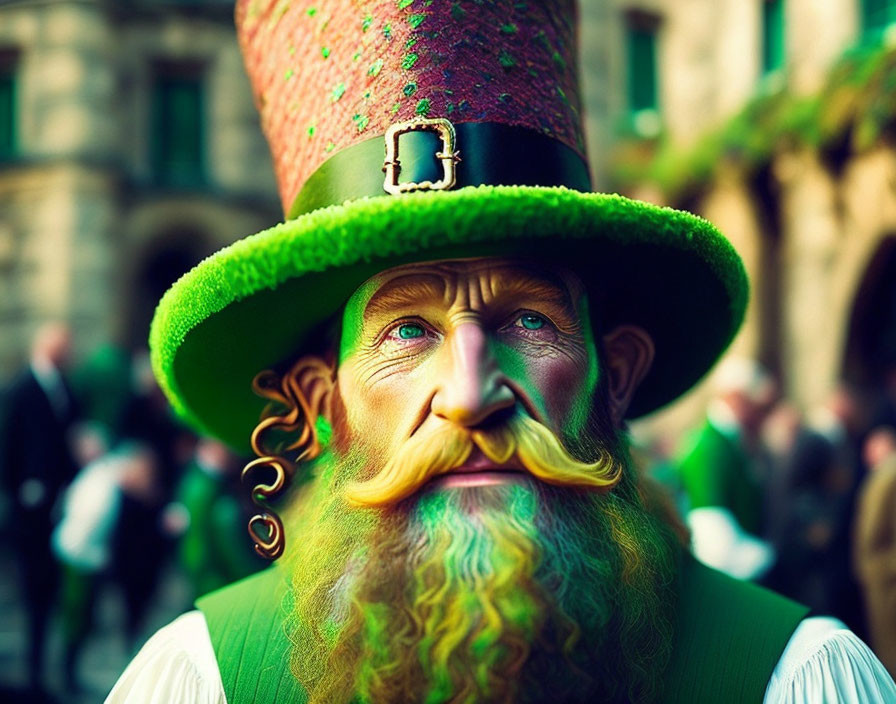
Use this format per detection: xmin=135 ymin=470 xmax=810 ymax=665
xmin=241 ymin=357 xmax=332 ymax=559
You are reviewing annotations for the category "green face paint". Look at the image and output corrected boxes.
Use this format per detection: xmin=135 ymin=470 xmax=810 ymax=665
xmin=339 ymin=275 xmax=382 ymax=363
xmin=567 ymin=294 xmax=600 ymax=437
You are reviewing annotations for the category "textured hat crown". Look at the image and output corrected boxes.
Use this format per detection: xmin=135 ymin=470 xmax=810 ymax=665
xmin=236 ymin=0 xmax=585 ymax=215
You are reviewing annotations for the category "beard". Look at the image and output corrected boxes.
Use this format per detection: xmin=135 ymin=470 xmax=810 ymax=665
xmin=277 ymin=395 xmax=678 ymax=704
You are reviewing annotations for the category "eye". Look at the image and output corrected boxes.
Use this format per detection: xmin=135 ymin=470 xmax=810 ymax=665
xmin=516 ymin=313 xmax=547 ymax=331
xmin=381 ymin=319 xmax=434 ymax=346
xmin=396 ymin=322 xmax=426 ymax=339
xmin=501 ymin=311 xmax=558 ymax=343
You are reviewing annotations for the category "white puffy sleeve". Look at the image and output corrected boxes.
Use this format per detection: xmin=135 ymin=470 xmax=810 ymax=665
xmin=764 ymin=616 xmax=896 ymax=703
xmin=687 ymin=506 xmax=775 ymax=580
xmin=105 ymin=611 xmax=227 ymax=704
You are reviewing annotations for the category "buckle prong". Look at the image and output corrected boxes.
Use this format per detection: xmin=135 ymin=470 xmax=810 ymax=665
xmin=383 ymin=118 xmax=460 ymax=195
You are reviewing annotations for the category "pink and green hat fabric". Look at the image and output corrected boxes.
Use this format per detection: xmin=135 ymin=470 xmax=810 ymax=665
xmin=150 ymin=0 xmax=748 ymax=451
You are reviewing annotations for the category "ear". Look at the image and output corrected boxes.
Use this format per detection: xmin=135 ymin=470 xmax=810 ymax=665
xmin=601 ymin=325 xmax=655 ymax=426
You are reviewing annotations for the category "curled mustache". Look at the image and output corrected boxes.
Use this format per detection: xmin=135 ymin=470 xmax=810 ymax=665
xmin=344 ymin=414 xmax=622 ymax=508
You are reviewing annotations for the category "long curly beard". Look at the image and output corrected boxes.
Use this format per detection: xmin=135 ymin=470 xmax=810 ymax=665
xmin=278 ymin=410 xmax=677 ymax=704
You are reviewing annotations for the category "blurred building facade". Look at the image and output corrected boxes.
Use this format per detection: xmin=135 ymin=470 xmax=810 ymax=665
xmin=0 ymin=0 xmax=279 ymax=380
xmin=2 ymin=0 xmax=895 ymax=435
xmin=598 ymin=0 xmax=896 ymax=433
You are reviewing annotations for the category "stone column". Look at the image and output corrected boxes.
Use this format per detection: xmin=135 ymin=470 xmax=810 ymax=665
xmin=776 ymin=148 xmax=841 ymax=410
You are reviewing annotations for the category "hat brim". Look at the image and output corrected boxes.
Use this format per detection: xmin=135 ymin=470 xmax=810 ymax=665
xmin=150 ymin=185 xmax=747 ymax=452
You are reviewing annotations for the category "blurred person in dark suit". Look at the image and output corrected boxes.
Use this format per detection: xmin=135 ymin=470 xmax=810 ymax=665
xmin=111 ymin=445 xmax=166 ymax=651
xmin=0 ymin=322 xmax=79 ymax=694
xmin=118 ymin=351 xmax=194 ymax=500
xmin=763 ymin=402 xmax=854 ymax=618
xmin=113 ymin=351 xmax=194 ymax=650
xmin=854 ymin=427 xmax=896 ymax=677
xmin=803 ymin=384 xmax=873 ymax=638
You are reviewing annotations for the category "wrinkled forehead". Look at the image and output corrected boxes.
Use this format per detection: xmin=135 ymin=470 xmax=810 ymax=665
xmin=337 ymin=257 xmax=590 ymax=363
xmin=346 ymin=257 xmax=586 ymax=317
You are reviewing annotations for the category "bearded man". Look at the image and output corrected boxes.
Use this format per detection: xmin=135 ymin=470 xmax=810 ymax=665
xmin=107 ymin=0 xmax=895 ymax=702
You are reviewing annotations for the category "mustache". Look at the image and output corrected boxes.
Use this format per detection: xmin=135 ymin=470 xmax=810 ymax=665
xmin=344 ymin=414 xmax=622 ymax=508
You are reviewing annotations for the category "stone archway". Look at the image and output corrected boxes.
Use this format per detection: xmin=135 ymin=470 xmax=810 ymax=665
xmin=118 ymin=194 xmax=279 ymax=353
xmin=842 ymin=234 xmax=896 ymax=388
xmin=126 ymin=227 xmax=210 ymax=350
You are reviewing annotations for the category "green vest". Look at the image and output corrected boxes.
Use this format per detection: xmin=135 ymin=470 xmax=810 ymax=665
xmin=198 ymin=555 xmax=809 ymax=703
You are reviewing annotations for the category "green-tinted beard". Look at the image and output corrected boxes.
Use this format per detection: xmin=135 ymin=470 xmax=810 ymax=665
xmin=279 ymin=440 xmax=677 ymax=704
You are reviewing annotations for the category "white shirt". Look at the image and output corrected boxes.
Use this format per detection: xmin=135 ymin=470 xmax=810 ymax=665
xmin=52 ymin=455 xmax=124 ymax=571
xmin=106 ymin=612 xmax=896 ymax=703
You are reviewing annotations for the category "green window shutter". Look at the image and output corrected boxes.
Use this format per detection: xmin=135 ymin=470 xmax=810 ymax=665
xmin=152 ymin=65 xmax=205 ymax=187
xmin=0 ymin=51 xmax=18 ymax=160
xmin=761 ymin=0 xmax=785 ymax=75
xmin=627 ymin=25 xmax=658 ymax=114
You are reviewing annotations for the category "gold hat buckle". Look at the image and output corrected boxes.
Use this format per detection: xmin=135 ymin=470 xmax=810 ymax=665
xmin=383 ymin=117 xmax=461 ymax=195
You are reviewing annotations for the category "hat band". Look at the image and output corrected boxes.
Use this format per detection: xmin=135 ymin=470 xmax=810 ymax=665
xmin=288 ymin=122 xmax=592 ymax=219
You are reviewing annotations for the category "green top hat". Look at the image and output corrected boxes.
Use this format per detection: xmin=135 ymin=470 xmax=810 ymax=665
xmin=150 ymin=0 xmax=747 ymax=451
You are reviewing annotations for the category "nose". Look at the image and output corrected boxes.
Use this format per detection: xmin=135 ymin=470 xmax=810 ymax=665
xmin=431 ymin=321 xmax=515 ymax=427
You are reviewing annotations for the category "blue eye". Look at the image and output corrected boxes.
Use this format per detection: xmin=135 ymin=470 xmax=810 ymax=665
xmin=397 ymin=322 xmax=426 ymax=339
xmin=518 ymin=314 xmax=545 ymax=330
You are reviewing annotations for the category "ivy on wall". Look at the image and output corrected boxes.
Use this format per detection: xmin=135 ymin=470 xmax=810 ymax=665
xmin=609 ymin=42 xmax=896 ymax=201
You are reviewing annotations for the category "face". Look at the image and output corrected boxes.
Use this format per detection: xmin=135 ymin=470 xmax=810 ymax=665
xmin=34 ymin=323 xmax=72 ymax=368
xmin=273 ymin=257 xmax=673 ymax=704
xmin=336 ymin=258 xmax=600 ymax=487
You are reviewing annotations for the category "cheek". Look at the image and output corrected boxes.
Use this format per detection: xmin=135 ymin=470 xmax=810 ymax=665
xmin=531 ymin=354 xmax=596 ymax=433
xmin=336 ymin=359 xmax=433 ymax=457
xmin=493 ymin=335 xmax=596 ymax=435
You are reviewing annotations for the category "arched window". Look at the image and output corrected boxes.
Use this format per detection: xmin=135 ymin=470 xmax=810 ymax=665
xmin=151 ymin=60 xmax=206 ymax=187
xmin=761 ymin=0 xmax=785 ymax=77
xmin=843 ymin=236 xmax=896 ymax=386
xmin=0 ymin=48 xmax=19 ymax=160
xmin=624 ymin=10 xmax=662 ymax=137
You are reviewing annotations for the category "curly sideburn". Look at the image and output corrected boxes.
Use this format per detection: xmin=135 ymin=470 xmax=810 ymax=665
xmin=241 ymin=356 xmax=333 ymax=559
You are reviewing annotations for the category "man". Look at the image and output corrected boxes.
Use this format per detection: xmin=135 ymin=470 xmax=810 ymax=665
xmin=677 ymin=357 xmax=777 ymax=580
xmin=854 ymin=427 xmax=896 ymax=677
xmin=762 ymin=387 xmax=867 ymax=632
xmin=1 ymin=322 xmax=79 ymax=693
xmin=108 ymin=0 xmax=895 ymax=701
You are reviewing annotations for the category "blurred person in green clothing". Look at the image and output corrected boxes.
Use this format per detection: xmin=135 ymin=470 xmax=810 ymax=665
xmin=174 ymin=438 xmax=263 ymax=601
xmin=677 ymin=357 xmax=778 ymax=580
xmin=53 ymin=441 xmax=157 ymax=690
xmin=71 ymin=344 xmax=133 ymax=443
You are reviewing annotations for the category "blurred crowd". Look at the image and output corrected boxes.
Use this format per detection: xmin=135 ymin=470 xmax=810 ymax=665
xmin=0 ymin=323 xmax=265 ymax=702
xmin=2 ymin=323 xmax=896 ymax=701
xmin=639 ymin=356 xmax=896 ymax=682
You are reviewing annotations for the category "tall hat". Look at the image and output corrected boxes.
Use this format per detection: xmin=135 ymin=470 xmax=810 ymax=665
xmin=150 ymin=0 xmax=747 ymax=451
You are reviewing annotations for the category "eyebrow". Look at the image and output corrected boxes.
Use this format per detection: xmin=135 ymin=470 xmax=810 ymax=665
xmin=364 ymin=275 xmax=447 ymax=320
xmin=491 ymin=275 xmax=574 ymax=310
xmin=363 ymin=269 xmax=576 ymax=322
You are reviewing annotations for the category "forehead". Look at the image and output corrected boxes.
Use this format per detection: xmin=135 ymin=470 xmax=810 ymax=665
xmin=336 ymin=258 xmax=590 ymax=362
xmin=350 ymin=258 xmax=584 ymax=316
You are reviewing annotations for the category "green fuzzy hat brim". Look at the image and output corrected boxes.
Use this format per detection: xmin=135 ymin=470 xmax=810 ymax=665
xmin=150 ymin=185 xmax=747 ymax=452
